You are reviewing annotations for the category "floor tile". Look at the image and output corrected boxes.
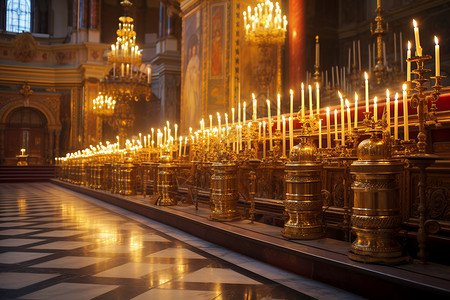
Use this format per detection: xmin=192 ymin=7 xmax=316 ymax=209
xmin=131 ymin=289 xmax=220 ymax=300
xmin=30 ymin=256 xmax=110 ymax=269
xmin=0 ymin=222 xmax=35 ymax=227
xmin=140 ymin=234 xmax=170 ymax=242
xmin=147 ymin=248 xmax=206 ymax=259
xmin=0 ymin=238 xmax=45 ymax=247
xmin=0 ymin=252 xmax=53 ymax=264
xmin=31 ymin=230 xmax=87 ymax=237
xmin=178 ymin=267 xmax=262 ymax=285
xmin=89 ymin=244 xmax=143 ymax=253
xmin=27 ymin=223 xmax=77 ymax=228
xmin=0 ymin=229 xmax=40 ymax=235
xmin=0 ymin=272 xmax=59 ymax=289
xmin=94 ymin=262 xmax=175 ymax=279
xmin=18 ymin=282 xmax=119 ymax=300
xmin=30 ymin=241 xmax=92 ymax=250
xmin=0 ymin=216 xmax=31 ymax=221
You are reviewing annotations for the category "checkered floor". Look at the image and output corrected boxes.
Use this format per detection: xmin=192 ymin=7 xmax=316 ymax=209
xmin=0 ymin=183 xmax=307 ymax=300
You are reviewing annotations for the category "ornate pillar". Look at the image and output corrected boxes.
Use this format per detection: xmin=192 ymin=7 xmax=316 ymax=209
xmin=289 ymin=0 xmax=306 ymax=92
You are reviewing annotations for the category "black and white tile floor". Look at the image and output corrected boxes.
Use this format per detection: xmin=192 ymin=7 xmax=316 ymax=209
xmin=0 ymin=183 xmax=361 ymax=300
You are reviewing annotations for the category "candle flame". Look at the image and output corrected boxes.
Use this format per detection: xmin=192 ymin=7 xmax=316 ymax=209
xmin=326 ymin=107 xmax=330 ymax=114
xmin=338 ymin=91 xmax=343 ymax=100
xmin=364 ymin=72 xmax=368 ymax=80
xmin=345 ymin=99 xmax=350 ymax=108
xmin=413 ymin=19 xmax=418 ymax=28
xmin=266 ymin=99 xmax=270 ymax=105
xmin=407 ymin=41 xmax=411 ymax=50
xmin=386 ymin=89 xmax=390 ymax=99
xmin=290 ymin=89 xmax=293 ymax=95
xmin=374 ymin=96 xmax=377 ymax=104
xmin=434 ymin=36 xmax=439 ymax=45
xmin=282 ymin=115 xmax=285 ymax=121
xmin=395 ymin=92 xmax=398 ymax=101
xmin=355 ymin=92 xmax=358 ymax=101
xmin=301 ymin=82 xmax=304 ymax=89
xmin=316 ymin=82 xmax=319 ymax=89
xmin=403 ymin=83 xmax=407 ymax=91
xmin=252 ymin=93 xmax=256 ymax=99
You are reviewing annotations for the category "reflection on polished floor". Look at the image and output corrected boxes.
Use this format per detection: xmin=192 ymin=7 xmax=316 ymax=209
xmin=0 ymin=183 xmax=360 ymax=300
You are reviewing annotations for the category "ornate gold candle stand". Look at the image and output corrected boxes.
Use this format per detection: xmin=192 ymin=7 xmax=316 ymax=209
xmin=119 ymin=156 xmax=137 ymax=196
xmin=281 ymin=135 xmax=324 ymax=239
xmin=404 ymin=55 xmax=444 ymax=263
xmin=209 ymin=161 xmax=240 ymax=221
xmin=349 ymin=130 xmax=406 ymax=264
xmin=156 ymin=154 xmax=177 ymax=206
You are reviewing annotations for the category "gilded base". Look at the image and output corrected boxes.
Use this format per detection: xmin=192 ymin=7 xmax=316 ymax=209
xmin=348 ymin=251 xmax=409 ymax=265
xmin=281 ymin=226 xmax=324 ymax=240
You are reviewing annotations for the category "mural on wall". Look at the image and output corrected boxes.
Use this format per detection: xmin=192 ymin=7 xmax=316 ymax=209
xmin=182 ymin=9 xmax=202 ymax=131
xmin=207 ymin=2 xmax=227 ymax=116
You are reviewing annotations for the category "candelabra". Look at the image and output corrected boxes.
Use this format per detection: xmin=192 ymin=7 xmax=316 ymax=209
xmin=370 ymin=0 xmax=388 ymax=85
xmin=243 ymin=1 xmax=287 ymax=99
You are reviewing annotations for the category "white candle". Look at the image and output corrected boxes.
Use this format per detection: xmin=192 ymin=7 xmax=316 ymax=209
xmin=225 ymin=113 xmax=229 ymax=137
xmin=334 ymin=109 xmax=338 ymax=143
xmin=217 ymin=112 xmax=221 ymax=139
xmin=258 ymin=122 xmax=261 ymax=140
xmin=358 ymin=40 xmax=361 ymax=71
xmin=316 ymin=83 xmax=320 ymax=115
xmin=353 ymin=40 xmax=356 ymax=66
xmin=235 ymin=125 xmax=239 ymax=153
xmin=394 ymin=93 xmax=399 ymax=140
xmin=315 ymin=35 xmax=320 ymax=66
xmin=318 ymin=119 xmax=322 ymax=149
xmin=309 ymin=85 xmax=313 ymax=116
xmin=247 ymin=122 xmax=251 ymax=149
xmin=365 ymin=72 xmax=369 ymax=112
xmin=400 ymin=32 xmax=404 ymax=72
xmin=232 ymin=107 xmax=235 ymax=125
xmin=301 ymin=83 xmax=305 ymax=119
xmin=209 ymin=115 xmax=213 ymax=128
xmin=339 ymin=92 xmax=345 ymax=145
xmin=243 ymin=101 xmax=246 ymax=125
xmin=403 ymin=84 xmax=409 ymax=140
xmin=282 ymin=116 xmax=286 ymax=157
xmin=184 ymin=137 xmax=187 ymax=155
xmin=386 ymin=89 xmax=391 ymax=134
xmin=435 ymin=36 xmax=440 ymax=76
xmin=267 ymin=99 xmax=273 ymax=151
xmin=348 ymin=48 xmax=351 ymax=71
xmin=346 ymin=99 xmax=352 ymax=134
xmin=238 ymin=102 xmax=241 ymax=125
xmin=252 ymin=93 xmax=257 ymax=121
xmin=175 ymin=124 xmax=178 ymax=141
xmin=326 ymin=107 xmax=331 ymax=148
xmin=354 ymin=92 xmax=358 ymax=128
xmin=374 ymin=96 xmax=378 ymax=122
xmin=263 ymin=120 xmax=266 ymax=158
xmin=394 ymin=32 xmax=397 ymax=62
xmin=179 ymin=136 xmax=182 ymax=156
xmin=407 ymin=41 xmax=411 ymax=81
xmin=277 ymin=93 xmax=281 ymax=130
xmin=413 ymin=19 xmax=422 ymax=56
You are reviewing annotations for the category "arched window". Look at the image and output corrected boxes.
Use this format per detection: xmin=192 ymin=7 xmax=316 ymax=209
xmin=6 ymin=0 xmax=31 ymax=33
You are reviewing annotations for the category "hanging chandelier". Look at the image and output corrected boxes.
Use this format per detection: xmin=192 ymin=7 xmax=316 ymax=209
xmin=99 ymin=0 xmax=151 ymax=104
xmin=92 ymin=92 xmax=115 ymax=117
xmin=243 ymin=0 xmax=287 ymax=44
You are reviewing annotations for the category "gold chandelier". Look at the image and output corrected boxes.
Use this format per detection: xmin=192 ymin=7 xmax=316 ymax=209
xmin=92 ymin=92 xmax=115 ymax=117
xmin=99 ymin=0 xmax=151 ymax=105
xmin=243 ymin=0 xmax=287 ymax=44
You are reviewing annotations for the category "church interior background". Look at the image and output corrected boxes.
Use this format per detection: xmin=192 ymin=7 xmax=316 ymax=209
xmin=0 ymin=0 xmax=450 ymax=299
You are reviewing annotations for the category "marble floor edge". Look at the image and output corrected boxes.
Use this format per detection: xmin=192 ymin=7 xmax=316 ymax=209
xmin=49 ymin=182 xmax=363 ymax=300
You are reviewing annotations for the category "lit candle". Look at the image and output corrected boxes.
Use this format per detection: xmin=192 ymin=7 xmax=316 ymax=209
xmin=217 ymin=112 xmax=221 ymax=139
xmin=258 ymin=121 xmax=261 ymax=140
xmin=243 ymin=101 xmax=246 ymax=125
xmin=386 ymin=89 xmax=391 ymax=135
xmin=277 ymin=93 xmax=281 ymax=130
xmin=326 ymin=107 xmax=331 ymax=148
xmin=247 ymin=121 xmax=251 ymax=149
xmin=394 ymin=93 xmax=399 ymax=140
xmin=318 ymin=119 xmax=322 ymax=149
xmin=374 ymin=96 xmax=378 ymax=122
xmin=209 ymin=114 xmax=213 ymax=128
xmin=413 ymin=19 xmax=422 ymax=56
xmin=232 ymin=107 xmax=235 ymax=125
xmin=301 ymin=83 xmax=305 ymax=119
xmin=175 ymin=124 xmax=178 ymax=141
xmin=121 ymin=63 xmax=124 ymax=77
xmin=282 ymin=116 xmax=286 ymax=157
xmin=309 ymin=85 xmax=313 ymax=116
xmin=334 ymin=109 xmax=338 ymax=144
xmin=407 ymin=41 xmax=411 ymax=81
xmin=346 ymin=99 xmax=352 ymax=134
xmin=139 ymin=132 xmax=142 ymax=145
xmin=267 ymin=99 xmax=273 ymax=150
xmin=354 ymin=92 xmax=358 ymax=128
xmin=179 ymin=136 xmax=182 ymax=156
xmin=289 ymin=116 xmax=293 ymax=150
xmin=339 ymin=92 xmax=345 ymax=145
xmin=252 ymin=93 xmax=257 ymax=121
xmin=225 ymin=113 xmax=229 ymax=137
xmin=238 ymin=102 xmax=241 ymax=125
xmin=435 ymin=36 xmax=440 ymax=76
xmin=316 ymin=83 xmax=320 ymax=115
xmin=364 ymin=72 xmax=369 ymax=112
xmin=184 ymin=137 xmax=187 ymax=155
xmin=263 ymin=121 xmax=266 ymax=158
xmin=235 ymin=125 xmax=239 ymax=153
xmin=147 ymin=67 xmax=150 ymax=84
xmin=403 ymin=84 xmax=409 ymax=140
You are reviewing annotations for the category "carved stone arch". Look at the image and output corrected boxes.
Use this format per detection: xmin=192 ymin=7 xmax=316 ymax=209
xmin=0 ymin=99 xmax=59 ymax=130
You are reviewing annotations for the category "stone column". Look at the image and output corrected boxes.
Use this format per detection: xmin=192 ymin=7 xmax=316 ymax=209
xmin=289 ymin=0 xmax=306 ymax=92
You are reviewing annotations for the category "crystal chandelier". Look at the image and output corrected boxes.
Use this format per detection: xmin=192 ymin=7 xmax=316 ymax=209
xmin=92 ymin=92 xmax=115 ymax=117
xmin=243 ymin=0 xmax=287 ymax=44
xmin=99 ymin=0 xmax=151 ymax=104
